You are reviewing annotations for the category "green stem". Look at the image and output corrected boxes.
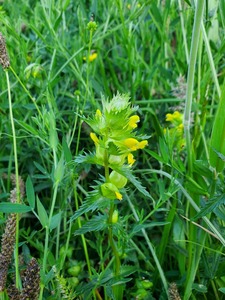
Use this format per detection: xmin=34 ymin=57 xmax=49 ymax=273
xmin=9 ymin=66 xmax=43 ymax=118
xmin=6 ymin=70 xmax=21 ymax=290
xmin=125 ymin=192 xmax=169 ymax=298
xmin=184 ymin=0 xmax=205 ymax=174
xmin=73 ymin=180 xmax=96 ymax=300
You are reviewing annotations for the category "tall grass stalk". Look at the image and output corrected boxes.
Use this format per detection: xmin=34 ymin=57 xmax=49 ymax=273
xmin=5 ymin=70 xmax=21 ymax=290
xmin=184 ymin=0 xmax=205 ymax=174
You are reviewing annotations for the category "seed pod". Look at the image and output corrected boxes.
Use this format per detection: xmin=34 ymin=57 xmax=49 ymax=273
xmin=0 ymin=32 xmax=10 ymax=69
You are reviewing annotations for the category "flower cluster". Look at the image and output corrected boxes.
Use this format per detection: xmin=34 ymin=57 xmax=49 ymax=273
xmin=86 ymin=93 xmax=148 ymax=201
xmin=164 ymin=111 xmax=185 ymax=151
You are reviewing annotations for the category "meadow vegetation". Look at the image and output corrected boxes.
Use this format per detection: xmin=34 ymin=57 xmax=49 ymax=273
xmin=0 ymin=1 xmax=225 ymax=299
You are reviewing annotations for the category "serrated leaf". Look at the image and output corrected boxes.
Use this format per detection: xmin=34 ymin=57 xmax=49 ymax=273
xmin=130 ymin=221 xmax=170 ymax=236
xmin=74 ymin=214 xmax=108 ymax=235
xmin=0 ymin=203 xmax=32 ymax=213
xmin=112 ymin=166 xmax=150 ymax=198
xmin=37 ymin=196 xmax=49 ymax=227
xmin=26 ymin=176 xmax=35 ymax=210
xmin=49 ymin=212 xmax=62 ymax=231
xmin=75 ymin=152 xmax=103 ymax=166
xmin=70 ymin=189 xmax=110 ymax=222
xmin=192 ymin=194 xmax=225 ymax=220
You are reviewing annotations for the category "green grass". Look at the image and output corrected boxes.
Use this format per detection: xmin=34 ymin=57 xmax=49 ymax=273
xmin=0 ymin=1 xmax=225 ymax=299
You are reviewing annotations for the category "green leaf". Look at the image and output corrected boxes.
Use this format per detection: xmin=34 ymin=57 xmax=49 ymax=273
xmin=219 ymin=288 xmax=225 ymax=294
xmin=37 ymin=196 xmax=49 ymax=227
xmin=192 ymin=194 xmax=225 ymax=220
xmin=26 ymin=176 xmax=35 ymax=210
xmin=113 ymin=166 xmax=150 ymax=198
xmin=70 ymin=188 xmax=110 ymax=222
xmin=209 ymin=83 xmax=225 ymax=172
xmin=130 ymin=221 xmax=170 ymax=237
xmin=62 ymin=136 xmax=72 ymax=162
xmin=50 ymin=212 xmax=62 ymax=231
xmin=16 ymin=120 xmax=39 ymax=136
xmin=34 ymin=161 xmax=50 ymax=177
xmin=0 ymin=202 xmax=32 ymax=213
xmin=74 ymin=214 xmax=108 ymax=235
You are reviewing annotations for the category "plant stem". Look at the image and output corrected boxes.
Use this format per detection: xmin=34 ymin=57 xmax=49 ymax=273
xmin=6 ymin=70 xmax=21 ymax=290
xmin=184 ymin=0 xmax=205 ymax=175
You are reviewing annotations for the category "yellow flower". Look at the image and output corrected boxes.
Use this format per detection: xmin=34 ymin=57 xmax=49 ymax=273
xmin=127 ymin=153 xmax=135 ymax=165
xmin=90 ymin=132 xmax=99 ymax=145
xmin=83 ymin=52 xmax=97 ymax=62
xmin=128 ymin=115 xmax=140 ymax=129
xmin=123 ymin=138 xmax=148 ymax=151
xmin=115 ymin=191 xmax=122 ymax=201
xmin=138 ymin=140 xmax=148 ymax=149
xmin=166 ymin=111 xmax=183 ymax=124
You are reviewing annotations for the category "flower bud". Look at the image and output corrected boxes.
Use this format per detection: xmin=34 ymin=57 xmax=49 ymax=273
xmin=109 ymin=171 xmax=127 ymax=188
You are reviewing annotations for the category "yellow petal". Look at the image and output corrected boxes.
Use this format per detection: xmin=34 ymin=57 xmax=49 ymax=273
xmin=90 ymin=132 xmax=99 ymax=145
xmin=138 ymin=140 xmax=148 ymax=149
xmin=89 ymin=52 xmax=97 ymax=62
xmin=123 ymin=138 xmax=139 ymax=151
xmin=128 ymin=153 xmax=135 ymax=165
xmin=115 ymin=191 xmax=122 ymax=201
xmin=128 ymin=115 xmax=140 ymax=129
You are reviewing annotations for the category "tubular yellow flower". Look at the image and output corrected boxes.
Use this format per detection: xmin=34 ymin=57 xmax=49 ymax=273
xmin=90 ymin=132 xmax=99 ymax=145
xmin=124 ymin=138 xmax=140 ymax=151
xmin=138 ymin=140 xmax=148 ymax=149
xmin=127 ymin=153 xmax=135 ymax=165
xmin=123 ymin=138 xmax=148 ymax=151
xmin=128 ymin=115 xmax=140 ymax=129
xmin=115 ymin=191 xmax=122 ymax=201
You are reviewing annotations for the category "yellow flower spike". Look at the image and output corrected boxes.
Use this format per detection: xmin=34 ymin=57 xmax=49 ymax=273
xmin=90 ymin=132 xmax=99 ymax=145
xmin=115 ymin=191 xmax=122 ymax=201
xmin=95 ymin=109 xmax=102 ymax=118
xmin=128 ymin=115 xmax=140 ymax=129
xmin=128 ymin=153 xmax=136 ymax=166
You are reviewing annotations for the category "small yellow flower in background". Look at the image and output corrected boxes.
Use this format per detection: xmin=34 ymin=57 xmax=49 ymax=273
xmin=166 ymin=111 xmax=183 ymax=125
xmin=83 ymin=52 xmax=97 ymax=62
xmin=164 ymin=110 xmax=185 ymax=151
xmin=90 ymin=132 xmax=99 ymax=145
xmin=128 ymin=115 xmax=140 ymax=129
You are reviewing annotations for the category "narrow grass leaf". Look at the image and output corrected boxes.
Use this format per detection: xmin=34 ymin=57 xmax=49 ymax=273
xmin=209 ymin=84 xmax=225 ymax=172
xmin=0 ymin=202 xmax=31 ymax=213
xmin=26 ymin=175 xmax=35 ymax=210
xmin=192 ymin=194 xmax=225 ymax=220
xmin=37 ymin=196 xmax=49 ymax=227
xmin=49 ymin=212 xmax=62 ymax=231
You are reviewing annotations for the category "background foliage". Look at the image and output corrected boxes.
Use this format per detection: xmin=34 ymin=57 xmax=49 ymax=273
xmin=1 ymin=0 xmax=225 ymax=299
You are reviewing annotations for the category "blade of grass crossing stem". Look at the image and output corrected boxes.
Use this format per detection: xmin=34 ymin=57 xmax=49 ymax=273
xmin=209 ymin=83 xmax=225 ymax=173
